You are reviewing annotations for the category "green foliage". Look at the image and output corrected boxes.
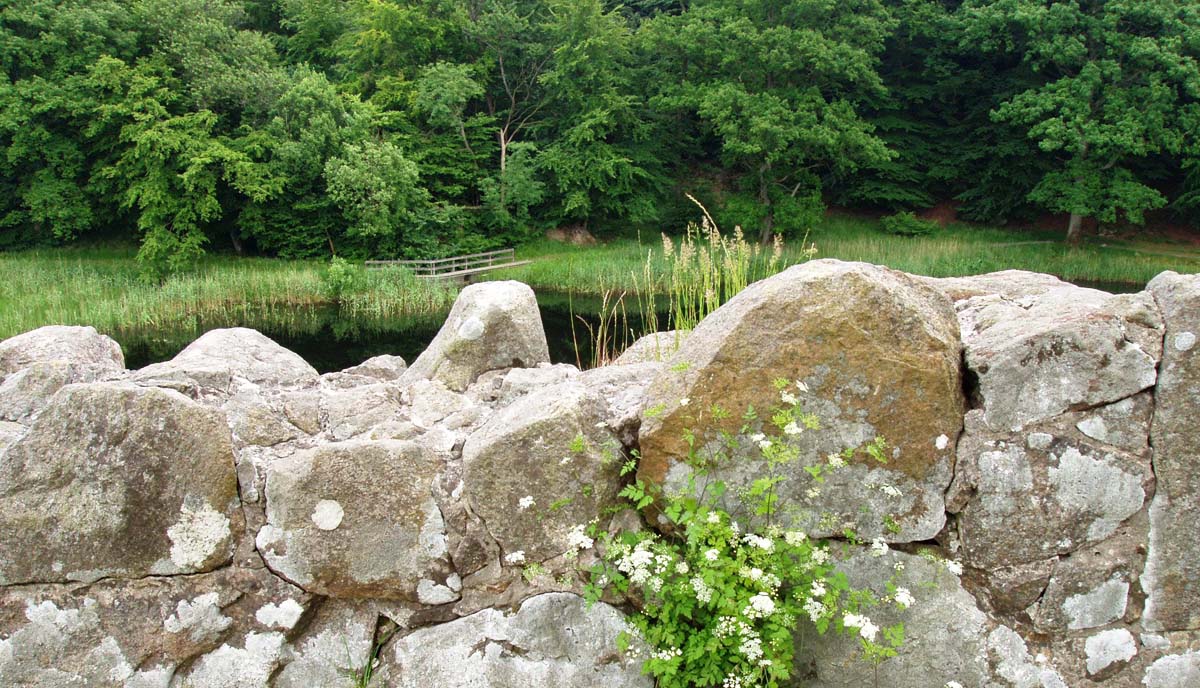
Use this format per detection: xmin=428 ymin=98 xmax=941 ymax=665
xmin=324 ymin=140 xmax=428 ymax=248
xmin=585 ymin=379 xmax=909 ymax=687
xmin=880 ymin=211 xmax=938 ymax=237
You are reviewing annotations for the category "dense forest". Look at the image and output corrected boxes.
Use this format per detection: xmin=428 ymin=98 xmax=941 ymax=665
xmin=2 ymin=0 xmax=1198 ymax=278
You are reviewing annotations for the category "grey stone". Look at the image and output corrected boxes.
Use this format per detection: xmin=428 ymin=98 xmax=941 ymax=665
xmin=273 ymin=601 xmax=376 ymax=688
xmin=462 ymin=381 xmax=623 ymax=563
xmin=321 ymin=382 xmax=401 ymax=440
xmin=133 ymin=327 xmax=318 ymax=391
xmin=980 ymin=559 xmax=1057 ymax=616
xmin=1143 ymin=271 xmax=1200 ymax=632
xmin=0 ymin=567 xmax=307 ymax=687
xmin=922 ymin=270 xmax=1071 ymax=303
xmin=0 ymin=325 xmax=124 ymax=379
xmin=381 ymin=593 xmax=650 ymax=688
xmin=257 ymin=440 xmax=454 ymax=600
xmin=614 ymin=330 xmax=685 ymax=364
xmin=798 ymin=550 xmax=1066 ymax=688
xmin=403 ymin=281 xmax=549 ymax=392
xmin=0 ymin=360 xmax=122 ymax=423
xmin=953 ymin=285 xmax=1162 ymax=432
xmin=950 ymin=411 xmax=1152 ymax=569
xmin=578 ymin=361 xmax=662 ymax=446
xmin=0 ymin=420 xmax=23 ymax=454
xmin=342 ymin=354 xmax=407 ymax=381
xmin=1032 ymin=514 xmax=1148 ymax=632
xmin=493 ymin=363 xmax=579 ymax=406
xmin=639 ymin=260 xmax=964 ymax=542
xmin=0 ymin=382 xmax=240 ymax=584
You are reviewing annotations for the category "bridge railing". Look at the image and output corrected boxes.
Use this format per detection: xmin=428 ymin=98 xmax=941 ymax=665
xmin=365 ymin=248 xmax=530 ymax=280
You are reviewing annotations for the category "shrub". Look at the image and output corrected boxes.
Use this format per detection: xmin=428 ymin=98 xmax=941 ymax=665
xmin=879 ymin=211 xmax=938 ymax=237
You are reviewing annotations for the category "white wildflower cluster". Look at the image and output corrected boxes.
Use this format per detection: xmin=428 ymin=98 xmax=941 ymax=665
xmin=810 ymin=546 xmax=830 ymax=566
xmin=518 ymin=495 xmax=535 ymax=510
xmin=943 ymin=558 xmax=964 ymax=576
xmin=676 ymin=560 xmax=690 ymax=574
xmin=739 ymin=634 xmax=764 ymax=662
xmin=565 ymin=524 xmax=594 ymax=552
xmin=870 ymin=538 xmax=889 ymax=557
xmin=783 ymin=421 xmax=802 ymax=436
xmin=652 ymin=646 xmax=682 ymax=662
xmin=827 ymin=453 xmax=846 ymax=469
xmin=679 ymin=397 xmax=690 ymax=407
xmin=704 ymin=548 xmax=720 ymax=562
xmin=750 ymin=432 xmax=771 ymax=452
xmin=504 ymin=550 xmax=526 ymax=565
xmin=691 ymin=576 xmax=713 ymax=603
xmin=743 ymin=592 xmax=776 ymax=619
xmin=780 ymin=390 xmax=798 ymax=405
xmin=893 ymin=587 xmax=915 ymax=609
xmin=707 ymin=511 xmax=721 ymax=524
xmin=615 ymin=540 xmax=675 ymax=592
xmin=879 ymin=484 xmax=902 ymax=498
xmin=784 ymin=530 xmax=807 ymax=547
xmin=722 ymin=676 xmax=744 ymax=688
xmin=559 ymin=456 xmax=572 ymax=465
xmin=713 ymin=616 xmax=752 ymax=639
xmin=842 ymin=612 xmax=880 ymax=642
xmin=742 ymin=533 xmax=774 ymax=552
xmin=803 ymin=597 xmax=827 ymax=623
xmin=946 ymin=682 xmax=963 ymax=688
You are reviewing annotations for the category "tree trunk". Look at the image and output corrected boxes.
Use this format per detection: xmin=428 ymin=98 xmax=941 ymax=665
xmin=1066 ymin=212 xmax=1085 ymax=246
xmin=758 ymin=164 xmax=774 ymax=245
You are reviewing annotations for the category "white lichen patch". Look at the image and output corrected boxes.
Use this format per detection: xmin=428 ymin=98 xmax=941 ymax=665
xmin=310 ymin=500 xmax=344 ymax=531
xmin=255 ymin=599 xmax=305 ymax=630
xmin=1049 ymin=447 xmax=1144 ymax=542
xmin=1142 ymin=651 xmax=1200 ymax=688
xmin=417 ymin=578 xmax=459 ymax=605
xmin=1063 ymin=576 xmax=1129 ymax=630
xmin=163 ymin=592 xmax=232 ymax=642
xmin=1141 ymin=634 xmax=1171 ymax=651
xmin=88 ymin=635 xmax=134 ymax=682
xmin=1075 ymin=416 xmax=1109 ymax=443
xmin=418 ymin=498 xmax=449 ymax=560
xmin=1085 ymin=628 xmax=1136 ymax=675
xmin=1026 ymin=432 xmax=1054 ymax=451
xmin=986 ymin=625 xmax=1069 ymax=688
xmin=167 ymin=501 xmax=231 ymax=570
xmin=181 ymin=631 xmax=287 ymax=688
xmin=456 ymin=316 xmax=486 ymax=341
xmin=125 ymin=666 xmax=175 ymax=688
xmin=24 ymin=599 xmax=86 ymax=633
xmin=1173 ymin=331 xmax=1196 ymax=352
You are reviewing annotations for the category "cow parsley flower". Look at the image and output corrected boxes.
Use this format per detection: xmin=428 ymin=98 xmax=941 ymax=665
xmin=870 ymin=538 xmax=889 ymax=557
xmin=894 ymin=587 xmax=915 ymax=609
xmin=944 ymin=559 xmax=964 ymax=576
xmin=783 ymin=421 xmax=802 ymax=435
xmin=827 ymin=453 xmax=846 ymax=469
xmin=518 ymin=495 xmax=535 ymax=510
xmin=784 ymin=530 xmax=807 ymax=546
xmin=704 ymin=548 xmax=720 ymax=562
xmin=780 ymin=390 xmax=798 ymax=405
xmin=566 ymin=524 xmax=594 ymax=551
xmin=679 ymin=397 xmax=690 ymax=407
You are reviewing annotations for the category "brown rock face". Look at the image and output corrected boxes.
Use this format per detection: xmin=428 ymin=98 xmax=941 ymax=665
xmin=0 ymin=382 xmax=241 ymax=585
xmin=637 ymin=260 xmax=964 ymax=541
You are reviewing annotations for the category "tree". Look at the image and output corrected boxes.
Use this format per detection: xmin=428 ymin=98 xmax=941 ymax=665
xmin=963 ymin=0 xmax=1200 ymax=243
xmin=646 ymin=0 xmax=896 ymax=243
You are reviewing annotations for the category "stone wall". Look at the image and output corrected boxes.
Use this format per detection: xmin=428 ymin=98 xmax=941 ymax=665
xmin=0 ymin=263 xmax=1197 ymax=687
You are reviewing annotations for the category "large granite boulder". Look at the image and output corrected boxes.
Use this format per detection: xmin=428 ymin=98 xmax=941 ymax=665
xmin=256 ymin=440 xmax=456 ymax=602
xmin=133 ymin=327 xmax=318 ymax=392
xmin=0 ymin=382 xmax=240 ymax=584
xmin=462 ymin=381 xmax=623 ymax=564
xmin=380 ymin=593 xmax=650 ymax=688
xmin=951 ymin=282 xmax=1161 ymax=431
xmin=0 ymin=325 xmax=124 ymax=378
xmin=0 ymin=360 xmax=121 ymax=423
xmin=638 ymin=260 xmax=964 ymax=542
xmin=1142 ymin=271 xmax=1200 ymax=631
xmin=403 ymin=281 xmax=549 ymax=392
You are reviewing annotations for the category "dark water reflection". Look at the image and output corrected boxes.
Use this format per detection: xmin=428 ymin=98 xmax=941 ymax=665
xmin=117 ymin=291 xmax=668 ymax=374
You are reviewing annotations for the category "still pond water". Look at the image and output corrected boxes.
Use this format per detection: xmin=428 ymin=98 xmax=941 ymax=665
xmin=116 ymin=291 xmax=666 ymax=373
xmin=114 ymin=280 xmax=1139 ymax=374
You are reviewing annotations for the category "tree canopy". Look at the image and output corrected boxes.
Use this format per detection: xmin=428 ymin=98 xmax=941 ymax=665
xmin=2 ymin=0 xmax=1198 ymax=273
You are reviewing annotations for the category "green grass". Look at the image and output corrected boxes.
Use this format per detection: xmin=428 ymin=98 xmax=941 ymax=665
xmin=488 ymin=214 xmax=1200 ymax=294
xmin=0 ymin=246 xmax=457 ymax=341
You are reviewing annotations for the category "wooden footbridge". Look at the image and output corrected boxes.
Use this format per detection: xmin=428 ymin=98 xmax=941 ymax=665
xmin=365 ymin=248 xmax=530 ymax=282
